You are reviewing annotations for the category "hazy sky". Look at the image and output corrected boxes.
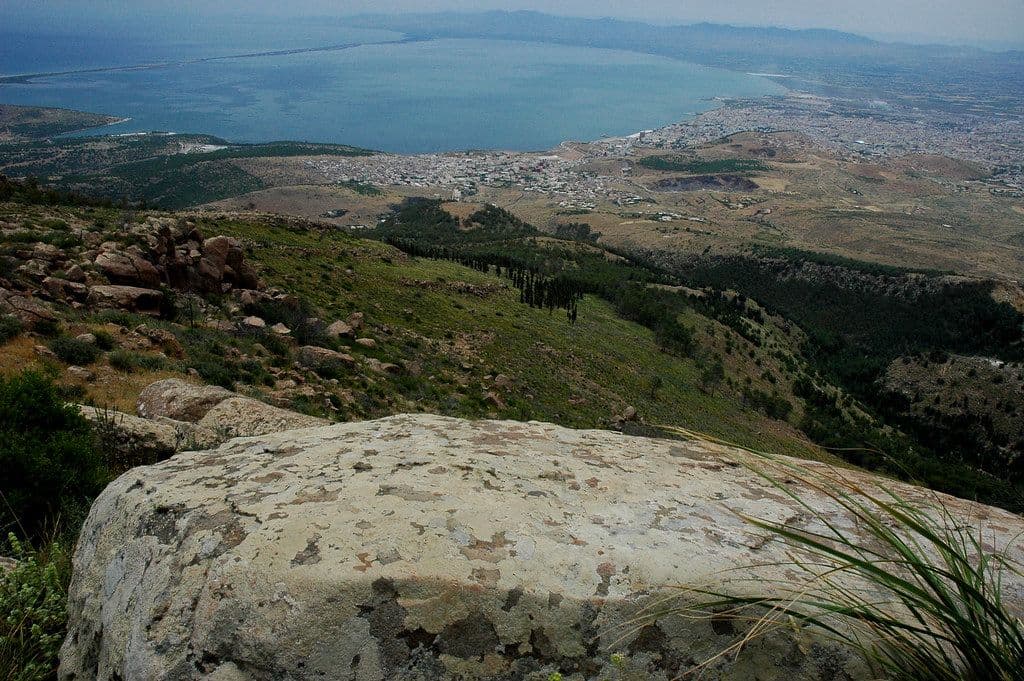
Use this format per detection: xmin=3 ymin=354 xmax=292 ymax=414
xmin=7 ymin=1 xmax=1024 ymax=49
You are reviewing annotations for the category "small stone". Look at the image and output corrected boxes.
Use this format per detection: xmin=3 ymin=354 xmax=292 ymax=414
xmin=270 ymin=323 xmax=291 ymax=335
xmin=75 ymin=333 xmax=97 ymax=345
xmin=325 ymin=320 xmax=353 ymax=339
xmin=67 ymin=366 xmax=94 ymax=381
xmin=242 ymin=316 xmax=266 ymax=329
xmin=355 ymin=338 xmax=377 ymax=349
xmin=65 ymin=264 xmax=87 ymax=283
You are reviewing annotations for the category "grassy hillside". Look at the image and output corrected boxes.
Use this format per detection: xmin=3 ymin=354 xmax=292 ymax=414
xmin=207 ymin=213 xmax=822 ymax=458
xmin=3 ymin=186 xmax=1022 ymax=509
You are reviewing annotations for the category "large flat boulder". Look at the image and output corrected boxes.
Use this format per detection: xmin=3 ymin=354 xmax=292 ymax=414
xmin=60 ymin=415 xmax=1024 ymax=680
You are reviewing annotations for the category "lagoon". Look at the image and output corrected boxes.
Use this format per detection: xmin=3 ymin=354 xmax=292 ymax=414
xmin=0 ymin=31 xmax=785 ymax=153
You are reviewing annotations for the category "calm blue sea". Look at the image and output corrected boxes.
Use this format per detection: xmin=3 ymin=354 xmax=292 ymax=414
xmin=0 ymin=24 xmax=785 ymax=153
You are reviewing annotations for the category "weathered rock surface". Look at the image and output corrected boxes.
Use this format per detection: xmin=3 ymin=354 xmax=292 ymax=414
xmin=59 ymin=415 xmax=1024 ymax=680
xmin=136 ymin=378 xmax=233 ymax=422
xmin=195 ymin=396 xmax=328 ymax=439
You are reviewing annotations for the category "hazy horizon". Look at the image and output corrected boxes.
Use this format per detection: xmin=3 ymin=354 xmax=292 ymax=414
xmin=3 ymin=2 xmax=1023 ymax=51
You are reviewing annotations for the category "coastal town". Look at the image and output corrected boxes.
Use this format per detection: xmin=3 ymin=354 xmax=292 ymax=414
xmin=307 ymin=93 xmax=1024 ymax=203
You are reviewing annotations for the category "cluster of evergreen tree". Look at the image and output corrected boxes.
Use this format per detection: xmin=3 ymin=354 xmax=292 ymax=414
xmin=373 ymin=198 xmax=690 ymax=337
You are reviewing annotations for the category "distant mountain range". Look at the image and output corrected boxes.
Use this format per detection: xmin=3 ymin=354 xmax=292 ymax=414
xmin=349 ymin=11 xmax=1024 ymax=113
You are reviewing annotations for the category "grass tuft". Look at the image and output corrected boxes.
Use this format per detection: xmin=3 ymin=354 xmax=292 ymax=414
xmin=632 ymin=441 xmax=1024 ymax=680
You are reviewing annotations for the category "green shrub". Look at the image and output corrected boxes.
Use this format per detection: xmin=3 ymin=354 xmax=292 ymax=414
xmin=0 ymin=316 xmax=22 ymax=344
xmin=31 ymin=319 xmax=60 ymax=338
xmin=0 ymin=371 xmax=108 ymax=540
xmin=0 ymin=534 xmax=69 ymax=681
xmin=91 ymin=329 xmax=116 ymax=351
xmin=190 ymin=359 xmax=239 ymax=389
xmin=89 ymin=310 xmax=143 ymax=328
xmin=48 ymin=337 xmax=100 ymax=366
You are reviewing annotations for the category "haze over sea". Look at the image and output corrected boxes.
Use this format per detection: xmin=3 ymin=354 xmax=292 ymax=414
xmin=0 ymin=20 xmax=785 ymax=153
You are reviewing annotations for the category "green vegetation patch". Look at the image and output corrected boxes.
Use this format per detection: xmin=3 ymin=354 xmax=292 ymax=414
xmin=0 ymin=371 xmax=108 ymax=541
xmin=638 ymin=156 xmax=768 ymax=174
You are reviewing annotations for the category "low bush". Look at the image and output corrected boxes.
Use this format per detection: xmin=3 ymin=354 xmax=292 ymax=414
xmin=108 ymin=349 xmax=167 ymax=373
xmin=91 ymin=329 xmax=116 ymax=351
xmin=0 ymin=371 xmax=108 ymax=540
xmin=48 ymin=336 xmax=100 ymax=366
xmin=89 ymin=310 xmax=143 ymax=328
xmin=31 ymin=319 xmax=60 ymax=338
xmin=0 ymin=315 xmax=22 ymax=344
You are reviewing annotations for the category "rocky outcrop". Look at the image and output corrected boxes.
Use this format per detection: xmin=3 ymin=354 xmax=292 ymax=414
xmin=60 ymin=415 xmax=1024 ymax=680
xmin=155 ymin=226 xmax=261 ymax=294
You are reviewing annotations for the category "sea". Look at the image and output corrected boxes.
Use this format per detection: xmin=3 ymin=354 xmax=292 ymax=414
xmin=0 ymin=20 xmax=785 ymax=154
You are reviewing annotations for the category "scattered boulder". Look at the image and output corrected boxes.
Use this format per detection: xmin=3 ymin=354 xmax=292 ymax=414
xmin=354 ymin=337 xmax=377 ymax=349
xmin=196 ymin=397 xmax=328 ymax=439
xmin=296 ymin=346 xmax=355 ymax=375
xmin=87 ymin=285 xmax=163 ymax=316
xmin=136 ymin=378 xmax=233 ymax=422
xmin=346 ymin=311 xmax=364 ymax=330
xmin=33 ymin=344 xmax=56 ymax=359
xmin=324 ymin=320 xmax=353 ymax=339
xmin=64 ymin=264 xmax=87 ymax=283
xmin=62 ymin=415 xmax=1024 ymax=681
xmin=66 ymin=366 xmax=94 ymax=381
xmin=134 ymin=325 xmax=184 ymax=358
xmin=484 ymin=390 xmax=506 ymax=408
xmin=31 ymin=242 xmax=62 ymax=262
xmin=75 ymin=333 xmax=97 ymax=345
xmin=270 ymin=323 xmax=291 ymax=335
xmin=242 ymin=316 xmax=266 ymax=329
xmin=365 ymin=358 xmax=400 ymax=374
